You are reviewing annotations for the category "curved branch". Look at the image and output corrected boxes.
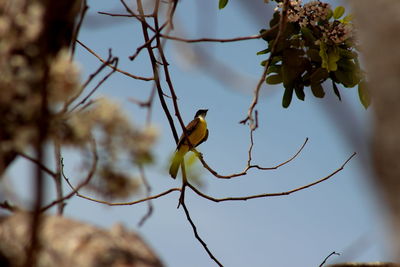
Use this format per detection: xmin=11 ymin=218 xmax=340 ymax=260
xmin=76 ymin=40 xmax=154 ymax=81
xmin=188 ymin=152 xmax=356 ymax=202
xmin=196 ymin=138 xmax=308 ymax=179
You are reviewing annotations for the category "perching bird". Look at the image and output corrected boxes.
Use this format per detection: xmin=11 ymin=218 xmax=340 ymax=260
xmin=169 ymin=109 xmax=209 ymax=179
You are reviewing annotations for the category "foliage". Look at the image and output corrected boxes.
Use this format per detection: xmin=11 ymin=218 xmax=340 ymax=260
xmin=258 ymin=1 xmax=369 ymax=108
xmin=219 ymin=0 xmax=229 ymax=9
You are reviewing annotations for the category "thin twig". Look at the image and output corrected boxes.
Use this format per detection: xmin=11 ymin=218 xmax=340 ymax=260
xmin=51 ymin=187 xmax=181 ymax=206
xmin=137 ymin=165 xmax=153 ymax=227
xmin=319 ymin=251 xmax=340 ymax=267
xmin=240 ymin=0 xmax=290 ymax=128
xmin=98 ymin=11 xmax=153 ymax=18
xmin=63 ymin=51 xmax=113 ymax=112
xmin=18 ymin=152 xmax=56 ymax=178
xmin=71 ymin=0 xmax=88 ymax=58
xmin=53 ymin=141 xmax=64 ymax=215
xmin=133 ymin=0 xmax=179 ymax=143
xmin=76 ymin=40 xmax=153 ymax=81
xmin=188 ymin=152 xmax=356 ymax=202
xmin=180 ymin=200 xmax=223 ymax=267
xmin=69 ymin=50 xmax=119 ymax=113
xmin=159 ymin=33 xmax=264 ymax=43
xmin=0 ymin=201 xmax=19 ymax=212
xmin=195 ymin=138 xmax=308 ymax=179
xmin=128 ymin=22 xmax=168 ymax=61
xmin=40 ymin=140 xmax=98 ymax=212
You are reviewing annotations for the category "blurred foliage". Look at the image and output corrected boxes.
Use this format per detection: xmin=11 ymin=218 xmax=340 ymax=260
xmin=257 ymin=1 xmax=369 ymax=108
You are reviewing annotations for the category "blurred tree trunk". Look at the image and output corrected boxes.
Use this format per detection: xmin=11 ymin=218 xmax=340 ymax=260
xmin=350 ymin=0 xmax=400 ymax=260
xmin=0 ymin=212 xmax=163 ymax=267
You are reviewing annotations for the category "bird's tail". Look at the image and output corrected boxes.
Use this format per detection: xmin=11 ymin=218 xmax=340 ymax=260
xmin=169 ymin=150 xmax=184 ymax=179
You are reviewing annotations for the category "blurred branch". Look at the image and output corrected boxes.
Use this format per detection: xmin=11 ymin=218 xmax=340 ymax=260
xmin=0 ymin=201 xmax=19 ymax=212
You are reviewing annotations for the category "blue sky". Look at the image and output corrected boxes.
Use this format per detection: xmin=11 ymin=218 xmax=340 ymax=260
xmin=3 ymin=0 xmax=392 ymax=266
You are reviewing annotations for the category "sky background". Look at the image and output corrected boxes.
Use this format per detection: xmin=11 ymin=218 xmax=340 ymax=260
xmin=2 ymin=0 xmax=393 ymax=266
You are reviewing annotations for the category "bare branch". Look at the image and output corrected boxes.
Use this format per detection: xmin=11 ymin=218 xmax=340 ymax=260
xmin=40 ymin=140 xmax=98 ymax=212
xmin=61 ymin=188 xmax=181 ymax=206
xmin=180 ymin=200 xmax=223 ymax=267
xmin=98 ymin=11 xmax=153 ymax=19
xmin=137 ymin=165 xmax=153 ymax=227
xmin=159 ymin=33 xmax=264 ymax=43
xmin=319 ymin=251 xmax=340 ymax=267
xmin=63 ymin=51 xmax=113 ymax=112
xmin=76 ymin=40 xmax=153 ymax=81
xmin=71 ymin=0 xmax=88 ymax=58
xmin=133 ymin=0 xmax=180 ymax=143
xmin=188 ymin=152 xmax=356 ymax=202
xmin=195 ymin=138 xmax=308 ymax=179
xmin=240 ymin=0 xmax=290 ymax=128
xmin=18 ymin=152 xmax=56 ymax=178
xmin=0 ymin=201 xmax=19 ymax=212
xmin=53 ymin=142 xmax=64 ymax=215
xmin=69 ymin=50 xmax=119 ymax=113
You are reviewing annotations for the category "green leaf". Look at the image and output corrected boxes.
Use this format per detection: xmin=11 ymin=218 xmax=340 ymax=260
xmin=310 ymin=68 xmax=329 ymax=83
xmin=261 ymin=26 xmax=279 ymax=41
xmin=326 ymin=9 xmax=333 ymax=20
xmin=257 ymin=48 xmax=270 ymax=55
xmin=320 ymin=43 xmax=340 ymax=72
xmin=301 ymin=27 xmax=316 ymax=45
xmin=327 ymin=47 xmax=340 ymax=71
xmin=266 ymin=74 xmax=283 ymax=85
xmin=270 ymin=11 xmax=280 ymax=27
xmin=311 ymin=83 xmax=325 ymax=98
xmin=336 ymin=59 xmax=362 ymax=87
xmin=307 ymin=49 xmax=321 ymax=62
xmin=333 ymin=6 xmax=345 ymax=19
xmin=219 ymin=0 xmax=228 ymax=9
xmin=342 ymin=14 xmax=353 ymax=23
xmin=267 ymin=65 xmax=282 ymax=74
xmin=294 ymin=84 xmax=305 ymax=101
xmin=282 ymin=87 xmax=294 ymax=108
xmin=358 ymin=81 xmax=371 ymax=108
xmin=332 ymin=81 xmax=342 ymax=101
xmin=334 ymin=69 xmax=359 ymax=88
xmin=338 ymin=48 xmax=356 ymax=59
xmin=319 ymin=42 xmax=329 ymax=70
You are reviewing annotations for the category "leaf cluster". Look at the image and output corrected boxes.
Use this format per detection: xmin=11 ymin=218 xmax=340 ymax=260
xmin=258 ymin=4 xmax=370 ymax=108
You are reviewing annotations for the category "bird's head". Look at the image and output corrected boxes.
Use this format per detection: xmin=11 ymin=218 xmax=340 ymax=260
xmin=194 ymin=109 xmax=208 ymax=119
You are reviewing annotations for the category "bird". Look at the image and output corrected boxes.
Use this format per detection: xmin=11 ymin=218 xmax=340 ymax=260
xmin=169 ymin=109 xmax=209 ymax=179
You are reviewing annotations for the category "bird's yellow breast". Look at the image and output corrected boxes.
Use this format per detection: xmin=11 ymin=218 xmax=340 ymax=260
xmin=188 ymin=116 xmax=207 ymax=146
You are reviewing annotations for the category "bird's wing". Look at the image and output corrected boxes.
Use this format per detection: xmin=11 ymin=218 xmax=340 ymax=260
xmin=195 ymin=129 xmax=208 ymax=147
xmin=176 ymin=118 xmax=200 ymax=149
